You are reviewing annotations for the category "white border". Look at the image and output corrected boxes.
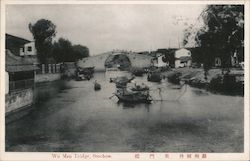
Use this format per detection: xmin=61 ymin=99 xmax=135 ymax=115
xmin=0 ymin=1 xmax=249 ymax=161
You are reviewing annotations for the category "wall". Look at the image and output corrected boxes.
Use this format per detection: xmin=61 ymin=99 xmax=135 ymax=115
xmin=35 ymin=63 xmax=62 ymax=83
xmin=20 ymin=42 xmax=37 ymax=56
xmin=77 ymin=51 xmax=153 ymax=71
xmin=35 ymin=73 xmax=61 ymax=83
xmin=153 ymin=55 xmax=168 ymax=67
xmin=175 ymin=48 xmax=192 ymax=68
xmin=175 ymin=48 xmax=191 ymax=58
xmin=175 ymin=59 xmax=192 ymax=68
xmin=5 ymin=88 xmax=33 ymax=115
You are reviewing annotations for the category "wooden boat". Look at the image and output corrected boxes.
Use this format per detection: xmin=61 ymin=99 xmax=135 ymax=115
xmin=147 ymin=72 xmax=162 ymax=82
xmin=114 ymin=87 xmax=151 ymax=103
xmin=94 ymin=81 xmax=101 ymax=91
xmin=110 ymin=76 xmax=135 ymax=88
xmin=167 ymin=72 xmax=181 ymax=84
xmin=75 ymin=67 xmax=94 ymax=81
xmin=131 ymin=68 xmax=145 ymax=77
xmin=106 ymin=67 xmax=119 ymax=72
xmin=131 ymin=84 xmax=149 ymax=91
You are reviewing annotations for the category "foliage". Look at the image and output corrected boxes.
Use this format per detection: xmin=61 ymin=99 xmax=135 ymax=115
xmin=72 ymin=45 xmax=89 ymax=59
xmin=52 ymin=38 xmax=89 ymax=63
xmin=184 ymin=5 xmax=244 ymax=69
xmin=29 ymin=19 xmax=89 ymax=63
xmin=52 ymin=38 xmax=72 ymax=62
xmin=183 ymin=24 xmax=194 ymax=46
xmin=29 ymin=19 xmax=56 ymax=63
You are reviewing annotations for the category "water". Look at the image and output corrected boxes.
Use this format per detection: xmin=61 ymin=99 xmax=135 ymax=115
xmin=6 ymin=72 xmax=244 ymax=152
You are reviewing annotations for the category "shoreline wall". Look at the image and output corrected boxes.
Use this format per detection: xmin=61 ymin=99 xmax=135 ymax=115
xmin=35 ymin=73 xmax=61 ymax=83
xmin=5 ymin=88 xmax=33 ymax=116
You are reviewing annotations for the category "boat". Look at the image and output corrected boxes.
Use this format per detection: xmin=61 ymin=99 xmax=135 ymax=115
xmin=114 ymin=82 xmax=151 ymax=103
xmin=131 ymin=68 xmax=145 ymax=77
xmin=106 ymin=67 xmax=119 ymax=72
xmin=75 ymin=67 xmax=94 ymax=81
xmin=130 ymin=83 xmax=149 ymax=91
xmin=167 ymin=72 xmax=181 ymax=84
xmin=114 ymin=89 xmax=151 ymax=103
xmin=94 ymin=80 xmax=101 ymax=91
xmin=147 ymin=72 xmax=162 ymax=82
xmin=110 ymin=76 xmax=135 ymax=88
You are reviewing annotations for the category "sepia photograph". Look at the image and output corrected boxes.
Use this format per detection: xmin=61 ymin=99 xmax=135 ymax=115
xmin=1 ymin=0 xmax=249 ymax=160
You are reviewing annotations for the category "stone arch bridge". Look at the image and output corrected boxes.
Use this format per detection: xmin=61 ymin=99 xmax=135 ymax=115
xmin=77 ymin=51 xmax=153 ymax=72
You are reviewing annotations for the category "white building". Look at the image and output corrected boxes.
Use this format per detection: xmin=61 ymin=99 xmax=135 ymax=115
xmin=175 ymin=48 xmax=192 ymax=68
xmin=20 ymin=42 xmax=37 ymax=56
xmin=153 ymin=54 xmax=169 ymax=68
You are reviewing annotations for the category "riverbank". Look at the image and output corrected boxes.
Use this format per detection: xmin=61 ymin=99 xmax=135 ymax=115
xmin=162 ymin=67 xmax=244 ymax=96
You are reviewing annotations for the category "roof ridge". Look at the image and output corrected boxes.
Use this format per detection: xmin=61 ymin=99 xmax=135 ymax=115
xmin=6 ymin=33 xmax=31 ymax=42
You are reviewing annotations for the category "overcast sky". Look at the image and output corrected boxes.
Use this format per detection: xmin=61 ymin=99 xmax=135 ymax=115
xmin=6 ymin=4 xmax=205 ymax=55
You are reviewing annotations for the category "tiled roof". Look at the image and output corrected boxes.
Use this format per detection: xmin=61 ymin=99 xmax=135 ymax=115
xmin=6 ymin=50 xmax=39 ymax=72
xmin=6 ymin=34 xmax=31 ymax=56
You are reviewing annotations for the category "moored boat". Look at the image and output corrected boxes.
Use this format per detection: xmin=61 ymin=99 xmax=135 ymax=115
xmin=147 ymin=72 xmax=162 ymax=82
xmin=110 ymin=76 xmax=135 ymax=88
xmin=131 ymin=68 xmax=145 ymax=77
xmin=114 ymin=90 xmax=151 ymax=103
xmin=114 ymin=82 xmax=151 ymax=103
xmin=75 ymin=67 xmax=95 ymax=81
xmin=94 ymin=80 xmax=101 ymax=91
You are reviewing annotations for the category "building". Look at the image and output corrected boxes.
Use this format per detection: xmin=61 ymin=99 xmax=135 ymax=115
xmin=152 ymin=53 xmax=169 ymax=68
xmin=6 ymin=34 xmax=62 ymax=83
xmin=6 ymin=34 xmax=38 ymax=66
xmin=5 ymin=50 xmax=38 ymax=122
xmin=213 ymin=51 xmax=243 ymax=68
xmin=6 ymin=34 xmax=37 ymax=56
xmin=6 ymin=34 xmax=30 ymax=56
xmin=174 ymin=48 xmax=192 ymax=68
xmin=20 ymin=41 xmax=37 ymax=56
xmin=215 ymin=57 xmax=222 ymax=67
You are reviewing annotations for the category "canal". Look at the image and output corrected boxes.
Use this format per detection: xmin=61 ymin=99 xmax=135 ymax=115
xmin=6 ymin=72 xmax=244 ymax=152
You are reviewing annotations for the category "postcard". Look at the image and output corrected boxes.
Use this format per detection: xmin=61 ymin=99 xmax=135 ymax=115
xmin=0 ymin=0 xmax=249 ymax=161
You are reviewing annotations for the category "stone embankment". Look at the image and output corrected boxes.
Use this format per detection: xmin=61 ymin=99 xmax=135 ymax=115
xmin=162 ymin=67 xmax=244 ymax=95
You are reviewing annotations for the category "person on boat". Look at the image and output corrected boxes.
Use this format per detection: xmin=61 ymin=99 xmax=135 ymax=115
xmin=131 ymin=82 xmax=149 ymax=91
xmin=94 ymin=80 xmax=101 ymax=91
xmin=116 ymin=76 xmax=135 ymax=88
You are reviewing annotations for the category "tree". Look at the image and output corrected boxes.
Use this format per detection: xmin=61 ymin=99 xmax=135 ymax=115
xmin=52 ymin=38 xmax=89 ymax=63
xmin=183 ymin=24 xmax=194 ymax=46
xmin=72 ymin=45 xmax=89 ymax=59
xmin=52 ymin=38 xmax=73 ymax=62
xmin=184 ymin=5 xmax=244 ymax=69
xmin=29 ymin=19 xmax=56 ymax=63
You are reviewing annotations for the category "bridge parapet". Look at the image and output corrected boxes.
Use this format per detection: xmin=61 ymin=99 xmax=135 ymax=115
xmin=77 ymin=51 xmax=153 ymax=71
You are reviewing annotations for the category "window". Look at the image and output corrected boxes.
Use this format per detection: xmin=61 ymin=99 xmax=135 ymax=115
xmin=27 ymin=46 xmax=32 ymax=52
xmin=215 ymin=57 xmax=221 ymax=66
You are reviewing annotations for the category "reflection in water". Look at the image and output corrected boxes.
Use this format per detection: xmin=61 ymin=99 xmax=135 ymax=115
xmin=6 ymin=72 xmax=244 ymax=152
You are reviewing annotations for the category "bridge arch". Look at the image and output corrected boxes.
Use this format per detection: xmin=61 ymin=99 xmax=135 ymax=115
xmin=104 ymin=53 xmax=132 ymax=70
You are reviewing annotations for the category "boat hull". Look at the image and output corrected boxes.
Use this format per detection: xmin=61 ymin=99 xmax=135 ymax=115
xmin=115 ymin=92 xmax=151 ymax=103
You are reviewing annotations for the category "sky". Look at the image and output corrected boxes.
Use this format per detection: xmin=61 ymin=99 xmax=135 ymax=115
xmin=6 ymin=4 xmax=206 ymax=55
